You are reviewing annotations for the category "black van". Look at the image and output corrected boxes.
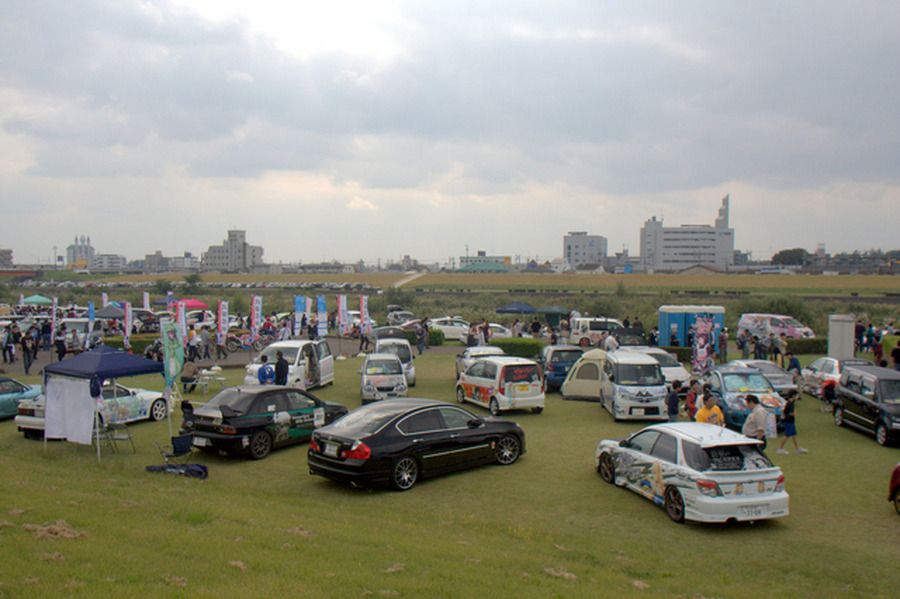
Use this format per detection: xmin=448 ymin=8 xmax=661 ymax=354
xmin=834 ymin=365 xmax=900 ymax=446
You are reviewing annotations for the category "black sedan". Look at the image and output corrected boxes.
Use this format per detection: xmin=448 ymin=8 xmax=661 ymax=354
xmin=308 ymin=397 xmax=525 ymax=491
xmin=181 ymin=387 xmax=348 ymax=459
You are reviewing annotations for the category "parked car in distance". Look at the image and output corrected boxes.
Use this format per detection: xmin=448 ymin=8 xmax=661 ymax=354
xmin=182 ymin=386 xmax=348 ymax=459
xmin=595 ymin=422 xmax=789 ymax=523
xmin=535 ymin=345 xmax=584 ymax=392
xmin=800 ymin=357 xmax=873 ymax=397
xmin=727 ymin=359 xmax=798 ymax=395
xmin=456 ymin=345 xmax=506 ymax=378
xmin=704 ymin=367 xmax=785 ymax=431
xmin=890 ymin=463 xmax=900 ymax=515
xmin=374 ymin=337 xmax=416 ymax=387
xmin=834 ymin=364 xmax=900 ymax=446
xmin=737 ymin=313 xmax=814 ymax=339
xmin=16 ymin=383 xmax=169 ymax=440
xmin=627 ymin=347 xmax=690 ymax=392
xmin=360 ymin=353 xmax=407 ymax=404
xmin=0 ymin=377 xmax=41 ymax=420
xmin=373 ymin=326 xmax=406 ymax=340
xmin=429 ymin=317 xmax=470 ymax=342
xmin=308 ymin=398 xmax=525 ymax=491
xmin=458 ymin=323 xmax=512 ymax=343
xmin=568 ymin=317 xmax=624 ymax=347
xmin=456 ymin=356 xmax=544 ymax=415
xmin=386 ymin=310 xmax=417 ymax=327
xmin=244 ymin=340 xmax=334 ymax=390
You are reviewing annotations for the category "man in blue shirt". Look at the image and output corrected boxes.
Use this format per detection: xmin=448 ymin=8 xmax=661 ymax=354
xmin=257 ymin=354 xmax=275 ymax=385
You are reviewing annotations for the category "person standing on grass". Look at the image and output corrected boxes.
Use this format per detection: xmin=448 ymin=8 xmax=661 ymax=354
xmin=274 ymin=350 xmax=289 ymax=386
xmin=695 ymin=393 xmax=725 ymax=427
xmin=684 ymin=380 xmax=701 ymax=421
xmin=785 ymin=351 xmax=802 ymax=383
xmin=667 ymin=381 xmax=682 ymax=422
xmin=776 ymin=390 xmax=807 ymax=455
xmin=717 ymin=328 xmax=729 ymax=363
xmin=742 ymin=394 xmax=768 ymax=451
xmin=257 ymin=354 xmax=275 ymax=385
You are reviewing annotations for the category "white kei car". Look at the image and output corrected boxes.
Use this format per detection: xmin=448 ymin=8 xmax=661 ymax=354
xmin=595 ymin=422 xmax=789 ymax=524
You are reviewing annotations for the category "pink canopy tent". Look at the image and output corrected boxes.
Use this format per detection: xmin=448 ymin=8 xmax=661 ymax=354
xmin=181 ymin=299 xmax=208 ymax=310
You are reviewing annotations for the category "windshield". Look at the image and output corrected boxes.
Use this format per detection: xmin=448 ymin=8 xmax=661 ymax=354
xmin=503 ymin=364 xmax=541 ymax=383
xmin=649 ymin=353 xmax=681 ymax=368
xmin=617 ymin=363 xmax=664 ymax=386
xmin=551 ymin=350 xmax=583 ymax=363
xmin=365 ymin=359 xmax=402 ymax=375
xmin=783 ymin=317 xmax=804 ymax=327
xmin=878 ymin=379 xmax=900 ymax=404
xmin=683 ymin=442 xmax=773 ymax=471
xmin=379 ymin=343 xmax=411 ymax=362
xmin=722 ymin=373 xmax=774 ymax=393
xmin=326 ymin=404 xmax=398 ymax=435
xmin=753 ymin=363 xmax=784 ymax=375
xmin=255 ymin=345 xmax=300 ymax=364
xmin=206 ymin=388 xmax=256 ymax=413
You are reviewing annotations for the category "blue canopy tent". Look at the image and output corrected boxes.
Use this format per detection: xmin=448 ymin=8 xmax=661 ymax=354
xmin=496 ymin=301 xmax=536 ymax=314
xmin=43 ymin=345 xmax=164 ymax=460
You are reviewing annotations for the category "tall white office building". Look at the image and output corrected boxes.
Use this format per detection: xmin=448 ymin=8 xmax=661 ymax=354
xmin=640 ymin=196 xmax=735 ymax=272
xmin=564 ymin=232 xmax=608 ymax=268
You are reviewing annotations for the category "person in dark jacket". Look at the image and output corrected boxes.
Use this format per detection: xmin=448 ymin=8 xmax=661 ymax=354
xmin=274 ymin=350 xmax=289 ymax=386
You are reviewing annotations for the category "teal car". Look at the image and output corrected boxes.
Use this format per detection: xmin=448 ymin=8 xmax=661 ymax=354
xmin=0 ymin=377 xmax=41 ymax=419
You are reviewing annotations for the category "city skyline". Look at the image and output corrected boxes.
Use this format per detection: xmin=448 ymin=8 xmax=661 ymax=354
xmin=2 ymin=1 xmax=898 ymax=265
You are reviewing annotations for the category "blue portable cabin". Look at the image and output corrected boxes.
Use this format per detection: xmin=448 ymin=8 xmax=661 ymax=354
xmin=657 ymin=305 xmax=726 ymax=349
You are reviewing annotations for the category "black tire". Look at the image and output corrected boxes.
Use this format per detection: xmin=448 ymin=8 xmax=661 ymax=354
xmin=226 ymin=340 xmax=239 ymax=353
xmin=489 ymin=398 xmax=500 ymax=416
xmin=598 ymin=453 xmax=616 ymax=484
xmin=495 ymin=435 xmax=521 ymax=465
xmin=665 ymin=486 xmax=686 ymax=523
xmin=875 ymin=422 xmax=888 ymax=446
xmin=531 ymin=407 xmax=543 ymax=414
xmin=456 ymin=386 xmax=466 ymax=404
xmin=248 ymin=430 xmax=272 ymax=460
xmin=833 ymin=406 xmax=844 ymax=427
xmin=149 ymin=399 xmax=167 ymax=422
xmin=390 ymin=456 xmax=419 ymax=491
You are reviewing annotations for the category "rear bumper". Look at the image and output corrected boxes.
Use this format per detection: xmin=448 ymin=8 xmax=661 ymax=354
xmin=307 ymin=453 xmax=389 ymax=488
xmin=684 ymin=491 xmax=790 ymax=523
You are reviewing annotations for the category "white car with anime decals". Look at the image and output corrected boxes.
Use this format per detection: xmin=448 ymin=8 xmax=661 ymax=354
xmin=595 ymin=422 xmax=789 ymax=523
xmin=456 ymin=356 xmax=544 ymax=415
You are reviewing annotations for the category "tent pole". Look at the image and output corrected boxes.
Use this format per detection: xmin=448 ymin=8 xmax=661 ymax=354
xmin=164 ymin=385 xmax=173 ymax=439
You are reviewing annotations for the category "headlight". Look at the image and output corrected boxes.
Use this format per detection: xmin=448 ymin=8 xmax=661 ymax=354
xmin=363 ymin=383 xmax=375 ymax=392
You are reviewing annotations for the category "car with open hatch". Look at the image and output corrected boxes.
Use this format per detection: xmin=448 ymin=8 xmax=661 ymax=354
xmin=15 ymin=382 xmax=169 ymax=440
xmin=834 ymin=364 xmax=900 ymax=446
xmin=595 ymin=422 xmax=789 ymax=524
xmin=307 ymin=397 xmax=525 ymax=491
xmin=359 ymin=353 xmax=408 ymax=404
xmin=243 ymin=340 xmax=334 ymax=390
xmin=181 ymin=386 xmax=348 ymax=459
xmin=534 ymin=344 xmax=584 ymax=392
xmin=456 ymin=356 xmax=544 ymax=415
xmin=704 ymin=366 xmax=785 ymax=431
xmin=0 ymin=376 xmax=41 ymax=420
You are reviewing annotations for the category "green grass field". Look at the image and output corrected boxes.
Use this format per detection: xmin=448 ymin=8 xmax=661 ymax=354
xmin=2 ymin=345 xmax=899 ymax=598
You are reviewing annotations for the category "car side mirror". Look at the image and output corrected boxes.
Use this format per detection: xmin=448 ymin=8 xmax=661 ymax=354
xmin=619 ymin=439 xmax=630 ymax=448
xmin=468 ymin=417 xmax=484 ymax=428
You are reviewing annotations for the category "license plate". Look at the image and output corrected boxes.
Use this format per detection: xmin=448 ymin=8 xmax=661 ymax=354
xmin=632 ymin=408 xmax=644 ymax=416
xmin=517 ymin=384 xmax=529 ymax=392
xmin=739 ymin=505 xmax=763 ymax=517
xmin=324 ymin=442 xmax=339 ymax=457
xmin=193 ymin=436 xmax=209 ymax=447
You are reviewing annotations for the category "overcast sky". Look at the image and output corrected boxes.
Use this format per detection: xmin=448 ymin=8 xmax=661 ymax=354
xmin=2 ymin=0 xmax=898 ymax=266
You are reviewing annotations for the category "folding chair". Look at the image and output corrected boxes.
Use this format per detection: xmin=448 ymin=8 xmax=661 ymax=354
xmin=105 ymin=422 xmax=136 ymax=453
xmin=155 ymin=434 xmax=194 ymax=466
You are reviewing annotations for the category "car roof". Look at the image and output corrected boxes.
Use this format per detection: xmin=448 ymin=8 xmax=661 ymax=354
xmin=267 ymin=340 xmax=316 ymax=349
xmin=365 ymin=352 xmax=402 ymax=362
xmin=478 ymin=356 xmax=538 ymax=365
xmin=841 ymin=364 xmax=900 ymax=380
xmin=466 ymin=346 xmax=505 ymax=355
xmin=709 ymin=366 xmax=763 ymax=375
xmin=640 ymin=422 xmax=762 ymax=447
xmin=547 ymin=344 xmax=582 ymax=351
xmin=607 ymin=350 xmax=658 ymax=364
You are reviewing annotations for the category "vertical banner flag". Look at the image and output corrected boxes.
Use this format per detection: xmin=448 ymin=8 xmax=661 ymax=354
xmin=306 ymin=297 xmax=313 ymax=319
xmin=166 ymin=291 xmax=174 ymax=314
xmin=161 ymin=321 xmax=185 ymax=388
xmin=691 ymin=316 xmax=715 ymax=376
xmin=251 ymin=295 xmax=263 ymax=338
xmin=18 ymin=294 xmax=23 ymax=307
xmin=51 ymin=297 xmax=58 ymax=342
xmin=86 ymin=302 xmax=95 ymax=350
xmin=360 ymin=296 xmax=373 ymax=335
xmin=293 ymin=296 xmax=305 ymax=337
xmin=176 ymin=301 xmax=187 ymax=344
xmin=217 ymin=300 xmax=229 ymax=346
xmin=142 ymin=291 xmax=150 ymax=310
xmin=101 ymin=292 xmax=109 ymax=307
xmin=316 ymin=296 xmax=327 ymax=338
xmin=123 ymin=302 xmax=132 ymax=349
xmin=337 ymin=295 xmax=350 ymax=335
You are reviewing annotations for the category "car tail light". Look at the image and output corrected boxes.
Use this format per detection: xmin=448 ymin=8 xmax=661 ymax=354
xmin=696 ymin=479 xmax=722 ymax=497
xmin=341 ymin=441 xmax=371 ymax=460
xmin=309 ymin=437 xmax=320 ymax=452
xmin=219 ymin=425 xmax=236 ymax=434
xmin=775 ymin=475 xmax=785 ymax=493
xmin=17 ymin=406 xmax=34 ymax=417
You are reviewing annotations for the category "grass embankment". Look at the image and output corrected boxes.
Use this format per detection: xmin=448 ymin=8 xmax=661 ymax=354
xmin=1 ymin=347 xmax=899 ymax=598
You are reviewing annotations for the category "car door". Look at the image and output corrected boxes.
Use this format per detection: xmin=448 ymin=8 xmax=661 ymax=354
xmin=101 ymin=385 xmax=141 ymax=423
xmin=600 ymin=360 xmax=616 ymax=409
xmin=462 ymin=361 xmax=494 ymax=407
xmin=315 ymin=341 xmax=335 ymax=385
xmin=283 ymin=389 xmax=326 ymax=442
xmin=436 ymin=406 xmax=494 ymax=469
xmin=616 ymin=430 xmax=661 ymax=495
xmin=0 ymin=379 xmax=25 ymax=417
xmin=854 ymin=374 xmax=881 ymax=433
xmin=802 ymin=358 xmax=826 ymax=393
xmin=253 ymin=391 xmax=293 ymax=447
xmin=395 ymin=408 xmax=455 ymax=474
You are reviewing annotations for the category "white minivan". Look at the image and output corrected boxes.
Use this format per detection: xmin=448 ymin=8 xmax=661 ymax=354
xmin=562 ymin=349 xmax=667 ymax=420
xmin=456 ymin=356 xmax=545 ymax=415
xmin=244 ymin=340 xmax=334 ymax=390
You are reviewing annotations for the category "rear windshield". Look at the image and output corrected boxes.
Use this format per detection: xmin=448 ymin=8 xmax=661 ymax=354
xmin=682 ymin=442 xmax=773 ymax=472
xmin=206 ymin=388 xmax=257 ymax=413
xmin=878 ymin=379 xmax=900 ymax=404
xmin=380 ymin=343 xmax=412 ymax=362
xmin=551 ymin=350 xmax=583 ymax=363
xmin=503 ymin=364 xmax=541 ymax=383
xmin=617 ymin=363 xmax=664 ymax=386
xmin=326 ymin=405 xmax=398 ymax=435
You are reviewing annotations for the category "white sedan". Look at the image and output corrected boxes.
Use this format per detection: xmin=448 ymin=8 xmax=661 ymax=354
xmin=428 ymin=317 xmax=470 ymax=342
xmin=15 ymin=383 xmax=170 ymax=439
xmin=595 ymin=422 xmax=789 ymax=524
xmin=458 ymin=323 xmax=513 ymax=343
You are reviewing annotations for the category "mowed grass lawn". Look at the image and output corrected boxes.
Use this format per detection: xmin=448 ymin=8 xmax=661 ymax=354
xmin=1 ymin=346 xmax=899 ymax=598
